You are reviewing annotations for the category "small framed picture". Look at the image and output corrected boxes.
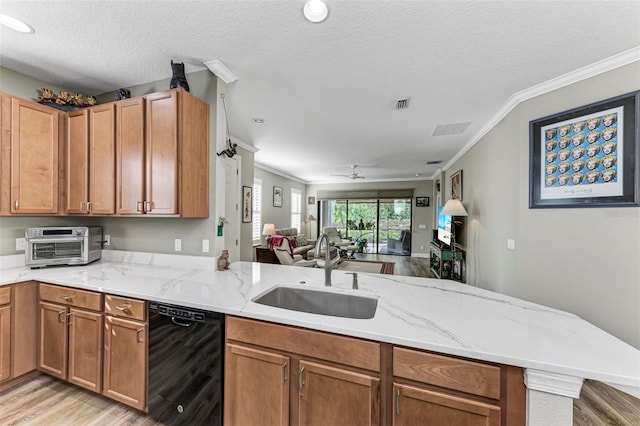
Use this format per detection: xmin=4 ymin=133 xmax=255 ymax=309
xmin=451 ymin=170 xmax=463 ymax=200
xmin=242 ymin=186 xmax=252 ymax=223
xmin=273 ymin=186 xmax=283 ymax=207
xmin=308 ymin=196 xmax=316 ymax=205
xmin=415 ymin=196 xmax=430 ymax=207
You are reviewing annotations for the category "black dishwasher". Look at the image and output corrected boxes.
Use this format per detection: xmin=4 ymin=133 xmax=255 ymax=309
xmin=148 ymin=302 xmax=224 ymax=425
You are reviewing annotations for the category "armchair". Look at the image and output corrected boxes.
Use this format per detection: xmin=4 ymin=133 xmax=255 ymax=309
xmin=274 ymin=238 xmax=317 ymax=267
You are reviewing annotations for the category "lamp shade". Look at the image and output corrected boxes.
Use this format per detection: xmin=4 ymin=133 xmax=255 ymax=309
xmin=441 ymin=199 xmax=468 ymax=217
xmin=262 ymin=223 xmax=276 ymax=236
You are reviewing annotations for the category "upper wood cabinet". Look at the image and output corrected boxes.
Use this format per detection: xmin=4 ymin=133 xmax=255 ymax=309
xmin=116 ymin=88 xmax=209 ymax=217
xmin=66 ymin=104 xmax=116 ymax=215
xmin=0 ymin=94 xmax=62 ymax=215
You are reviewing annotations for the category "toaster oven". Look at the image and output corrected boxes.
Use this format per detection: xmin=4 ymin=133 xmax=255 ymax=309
xmin=25 ymin=226 xmax=103 ymax=268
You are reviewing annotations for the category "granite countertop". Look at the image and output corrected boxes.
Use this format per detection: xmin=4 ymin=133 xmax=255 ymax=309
xmin=1 ymin=250 xmax=638 ymax=397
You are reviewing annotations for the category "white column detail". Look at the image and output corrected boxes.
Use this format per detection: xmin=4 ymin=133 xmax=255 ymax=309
xmin=524 ymin=369 xmax=584 ymax=426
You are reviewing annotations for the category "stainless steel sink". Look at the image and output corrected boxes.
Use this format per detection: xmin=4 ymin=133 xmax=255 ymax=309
xmin=253 ymin=286 xmax=378 ymax=319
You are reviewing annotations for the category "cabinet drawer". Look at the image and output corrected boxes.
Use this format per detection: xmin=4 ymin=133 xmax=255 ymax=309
xmin=39 ymin=283 xmax=102 ymax=311
xmin=227 ymin=316 xmax=380 ymax=372
xmin=0 ymin=287 xmax=10 ymax=305
xmin=104 ymin=295 xmax=146 ymax=321
xmin=393 ymin=347 xmax=501 ymax=400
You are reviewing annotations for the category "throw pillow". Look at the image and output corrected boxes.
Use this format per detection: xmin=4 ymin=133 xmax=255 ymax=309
xmin=296 ymin=234 xmax=308 ymax=246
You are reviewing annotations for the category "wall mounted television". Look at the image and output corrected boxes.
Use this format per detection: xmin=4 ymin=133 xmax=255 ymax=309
xmin=437 ymin=206 xmax=452 ymax=247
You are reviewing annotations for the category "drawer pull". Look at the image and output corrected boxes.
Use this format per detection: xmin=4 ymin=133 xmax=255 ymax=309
xmin=136 ymin=328 xmax=144 ymax=343
xmin=115 ymin=304 xmax=131 ymax=314
xmin=59 ymin=295 xmax=72 ymax=301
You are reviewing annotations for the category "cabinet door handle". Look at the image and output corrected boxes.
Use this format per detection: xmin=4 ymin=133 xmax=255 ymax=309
xmin=396 ymin=389 xmax=401 ymax=415
xmin=136 ymin=201 xmax=143 ymax=212
xmin=80 ymin=201 xmax=85 ymax=212
xmin=86 ymin=201 xmax=91 ymax=212
xmin=281 ymin=362 xmax=287 ymax=384
xmin=67 ymin=312 xmax=72 ymax=325
xmin=136 ymin=328 xmax=144 ymax=343
xmin=299 ymin=367 xmax=305 ymax=390
xmin=144 ymin=201 xmax=152 ymax=212
xmin=57 ymin=310 xmax=66 ymax=324
xmin=14 ymin=200 xmax=19 ymax=211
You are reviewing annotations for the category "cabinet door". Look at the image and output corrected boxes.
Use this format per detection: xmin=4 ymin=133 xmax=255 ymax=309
xmin=10 ymin=98 xmax=59 ymax=214
xmin=103 ymin=315 xmax=147 ymax=411
xmin=393 ymin=383 xmax=500 ymax=426
xmin=299 ymin=360 xmax=380 ymax=426
xmin=225 ymin=343 xmax=290 ymax=426
xmin=145 ymin=91 xmax=178 ymax=215
xmin=68 ymin=308 xmax=103 ymax=393
xmin=0 ymin=305 xmax=11 ymax=381
xmin=66 ymin=109 xmax=89 ymax=214
xmin=89 ymin=103 xmax=116 ymax=214
xmin=38 ymin=302 xmax=67 ymax=379
xmin=116 ymin=97 xmax=145 ymax=215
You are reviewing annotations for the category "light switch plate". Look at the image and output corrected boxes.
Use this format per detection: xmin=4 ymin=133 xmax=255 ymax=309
xmin=202 ymin=239 xmax=210 ymax=253
xmin=104 ymin=234 xmax=111 ymax=246
xmin=174 ymin=238 xmax=182 ymax=251
xmin=507 ymin=238 xmax=516 ymax=250
xmin=15 ymin=237 xmax=25 ymax=251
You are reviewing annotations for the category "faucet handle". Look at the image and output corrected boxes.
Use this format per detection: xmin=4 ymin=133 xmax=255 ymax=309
xmin=345 ymin=272 xmax=358 ymax=290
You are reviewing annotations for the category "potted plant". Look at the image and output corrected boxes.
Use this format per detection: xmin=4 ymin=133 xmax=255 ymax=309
xmin=217 ymin=217 xmax=229 ymax=236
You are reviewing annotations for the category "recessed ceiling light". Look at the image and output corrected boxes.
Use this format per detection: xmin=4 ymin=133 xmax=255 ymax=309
xmin=303 ymin=0 xmax=329 ymax=23
xmin=0 ymin=13 xmax=35 ymax=34
xmin=251 ymin=118 xmax=265 ymax=124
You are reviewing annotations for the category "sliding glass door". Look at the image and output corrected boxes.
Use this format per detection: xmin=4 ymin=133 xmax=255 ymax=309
xmin=319 ymin=198 xmax=411 ymax=255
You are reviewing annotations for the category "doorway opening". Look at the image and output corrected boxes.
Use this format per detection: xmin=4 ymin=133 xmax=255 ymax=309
xmin=319 ymin=198 xmax=412 ymax=255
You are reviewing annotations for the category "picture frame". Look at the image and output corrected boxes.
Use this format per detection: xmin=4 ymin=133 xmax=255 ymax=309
xmin=308 ymin=196 xmax=316 ymax=205
xmin=529 ymin=91 xmax=639 ymax=208
xmin=242 ymin=186 xmax=252 ymax=223
xmin=415 ymin=196 xmax=430 ymax=207
xmin=273 ymin=186 xmax=283 ymax=207
xmin=450 ymin=170 xmax=463 ymax=200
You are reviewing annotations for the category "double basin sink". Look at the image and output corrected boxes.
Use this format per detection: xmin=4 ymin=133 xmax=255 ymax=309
xmin=253 ymin=286 xmax=378 ymax=319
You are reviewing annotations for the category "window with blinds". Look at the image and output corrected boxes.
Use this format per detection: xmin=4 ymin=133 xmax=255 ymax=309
xmin=252 ymin=178 xmax=262 ymax=243
xmin=291 ymin=188 xmax=302 ymax=231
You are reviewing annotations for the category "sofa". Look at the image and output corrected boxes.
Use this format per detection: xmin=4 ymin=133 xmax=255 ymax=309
xmin=273 ymin=227 xmax=315 ymax=257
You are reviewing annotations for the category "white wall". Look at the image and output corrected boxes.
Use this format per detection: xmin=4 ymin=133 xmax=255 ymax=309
xmin=445 ymin=61 xmax=640 ymax=348
xmin=254 ymin=167 xmax=307 ymax=237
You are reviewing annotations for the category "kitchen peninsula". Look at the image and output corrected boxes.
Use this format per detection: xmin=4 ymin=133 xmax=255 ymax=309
xmin=1 ymin=251 xmax=638 ymax=426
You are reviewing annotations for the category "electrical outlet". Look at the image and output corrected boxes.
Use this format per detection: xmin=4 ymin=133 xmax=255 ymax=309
xmin=420 ymin=245 xmax=425 ymax=250
xmin=174 ymin=238 xmax=182 ymax=252
xmin=418 ymin=224 xmax=426 ymax=229
xmin=15 ymin=237 xmax=26 ymax=251
xmin=104 ymin=234 xmax=111 ymax=246
xmin=507 ymin=238 xmax=516 ymax=250
xmin=202 ymin=239 xmax=210 ymax=253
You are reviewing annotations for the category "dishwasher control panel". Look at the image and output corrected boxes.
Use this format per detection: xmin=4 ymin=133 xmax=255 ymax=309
xmin=149 ymin=302 xmax=206 ymax=322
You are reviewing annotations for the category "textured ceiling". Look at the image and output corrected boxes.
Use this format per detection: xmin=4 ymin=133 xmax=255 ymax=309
xmin=1 ymin=1 xmax=639 ymax=183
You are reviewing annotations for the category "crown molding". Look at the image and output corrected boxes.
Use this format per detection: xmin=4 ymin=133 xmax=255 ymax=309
xmin=229 ymin=135 xmax=259 ymax=153
xmin=255 ymin=162 xmax=308 ymax=185
xmin=441 ymin=47 xmax=640 ymax=173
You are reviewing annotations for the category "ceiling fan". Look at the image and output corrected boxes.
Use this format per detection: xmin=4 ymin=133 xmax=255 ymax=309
xmin=332 ymin=165 xmax=366 ymax=180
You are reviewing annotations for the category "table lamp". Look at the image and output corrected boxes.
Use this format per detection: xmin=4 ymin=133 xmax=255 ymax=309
xmin=262 ymin=223 xmax=275 ymax=246
xmin=440 ymin=199 xmax=468 ymax=279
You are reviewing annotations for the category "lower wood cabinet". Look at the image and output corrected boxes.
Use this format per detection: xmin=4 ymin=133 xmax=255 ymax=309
xmin=225 ymin=316 xmax=382 ymax=426
xmin=38 ymin=284 xmax=104 ymax=393
xmin=103 ymin=295 xmax=148 ymax=411
xmin=0 ymin=301 xmax=10 ymax=381
xmin=225 ymin=344 xmax=290 ymax=426
xmin=393 ymin=383 xmax=500 ymax=426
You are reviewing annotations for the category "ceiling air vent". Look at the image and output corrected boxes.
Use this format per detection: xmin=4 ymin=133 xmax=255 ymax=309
xmin=432 ymin=121 xmax=471 ymax=136
xmin=396 ymin=98 xmax=410 ymax=110
xmin=426 ymin=160 xmax=442 ymax=165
